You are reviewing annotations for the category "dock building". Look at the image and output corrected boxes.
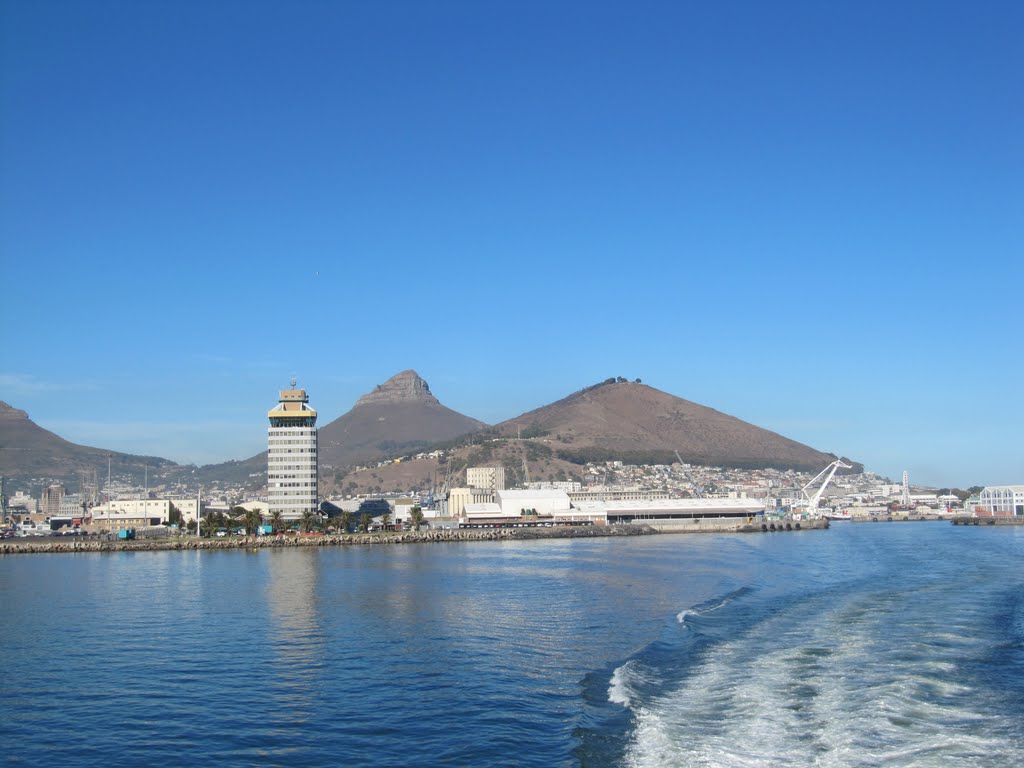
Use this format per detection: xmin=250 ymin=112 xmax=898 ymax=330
xmin=462 ymin=490 xmax=767 ymax=529
xmin=267 ymin=382 xmax=319 ymax=521
xmin=977 ymin=486 xmax=1024 ymax=516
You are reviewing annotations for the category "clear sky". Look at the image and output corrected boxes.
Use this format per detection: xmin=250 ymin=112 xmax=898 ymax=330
xmin=1 ymin=1 xmax=1021 ymax=488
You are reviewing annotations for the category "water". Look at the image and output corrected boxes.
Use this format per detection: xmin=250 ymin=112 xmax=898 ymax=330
xmin=1 ymin=523 xmax=1022 ymax=766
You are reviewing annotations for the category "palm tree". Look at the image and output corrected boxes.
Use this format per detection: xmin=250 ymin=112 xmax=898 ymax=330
xmin=269 ymin=510 xmax=284 ymax=534
xmin=381 ymin=512 xmax=392 ymax=531
xmin=242 ymin=507 xmax=262 ymax=536
xmin=359 ymin=513 xmax=371 ymax=533
xmin=201 ymin=512 xmax=217 ymax=538
xmin=300 ymin=510 xmax=316 ymax=533
xmin=409 ymin=506 xmax=424 ymax=532
xmin=339 ymin=510 xmax=352 ymax=534
xmin=226 ymin=508 xmax=243 ymax=536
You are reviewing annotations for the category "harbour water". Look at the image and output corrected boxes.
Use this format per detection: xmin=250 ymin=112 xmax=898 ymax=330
xmin=1 ymin=522 xmax=1022 ymax=766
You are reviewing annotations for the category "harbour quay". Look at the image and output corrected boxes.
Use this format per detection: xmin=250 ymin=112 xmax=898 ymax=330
xmin=950 ymin=515 xmax=1024 ymax=527
xmin=0 ymin=517 xmax=827 ymax=555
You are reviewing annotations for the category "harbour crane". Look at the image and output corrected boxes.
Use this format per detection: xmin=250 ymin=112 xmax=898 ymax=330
xmin=674 ymin=451 xmax=704 ymax=499
xmin=799 ymin=459 xmax=852 ymax=517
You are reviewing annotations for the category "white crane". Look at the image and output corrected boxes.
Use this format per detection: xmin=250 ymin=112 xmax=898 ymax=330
xmin=800 ymin=459 xmax=852 ymax=517
xmin=674 ymin=451 xmax=704 ymax=498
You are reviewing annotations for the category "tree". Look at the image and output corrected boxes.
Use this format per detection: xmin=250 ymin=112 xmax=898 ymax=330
xmin=300 ymin=511 xmax=316 ymax=533
xmin=339 ymin=510 xmax=352 ymax=533
xmin=269 ymin=510 xmax=284 ymax=534
xmin=167 ymin=504 xmax=182 ymax=526
xmin=409 ymin=506 xmax=424 ymax=532
xmin=360 ymin=513 xmax=371 ymax=533
xmin=201 ymin=512 xmax=217 ymax=538
xmin=242 ymin=507 xmax=263 ymax=536
xmin=381 ymin=512 xmax=392 ymax=531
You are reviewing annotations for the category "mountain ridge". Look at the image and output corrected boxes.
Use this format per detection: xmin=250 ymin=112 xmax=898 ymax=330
xmin=0 ymin=400 xmax=175 ymax=484
xmin=493 ymin=378 xmax=858 ymax=473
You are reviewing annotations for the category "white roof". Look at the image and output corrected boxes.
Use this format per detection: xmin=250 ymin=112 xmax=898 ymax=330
xmin=497 ymin=489 xmax=570 ymax=500
xmin=464 ymin=503 xmax=503 ymax=517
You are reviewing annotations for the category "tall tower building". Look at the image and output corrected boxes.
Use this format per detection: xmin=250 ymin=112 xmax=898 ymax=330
xmin=466 ymin=466 xmax=506 ymax=494
xmin=267 ymin=380 xmax=318 ymax=521
xmin=42 ymin=483 xmax=65 ymax=518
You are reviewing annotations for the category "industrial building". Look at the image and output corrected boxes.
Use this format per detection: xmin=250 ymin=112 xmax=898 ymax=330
xmin=447 ymin=486 xmax=494 ymax=519
xmin=466 ymin=466 xmax=506 ymax=492
xmin=461 ymin=490 xmax=766 ymax=529
xmin=267 ymin=382 xmax=318 ymax=521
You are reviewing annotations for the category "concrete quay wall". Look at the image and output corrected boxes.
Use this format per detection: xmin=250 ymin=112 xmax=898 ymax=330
xmin=950 ymin=516 xmax=1024 ymax=527
xmin=0 ymin=525 xmax=657 ymax=555
xmin=0 ymin=517 xmax=827 ymax=555
xmin=642 ymin=518 xmax=828 ymax=533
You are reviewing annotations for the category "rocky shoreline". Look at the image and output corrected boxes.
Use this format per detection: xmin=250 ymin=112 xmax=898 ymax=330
xmin=0 ymin=524 xmax=662 ymax=555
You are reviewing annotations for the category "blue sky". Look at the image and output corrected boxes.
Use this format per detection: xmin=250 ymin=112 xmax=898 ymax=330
xmin=1 ymin=1 xmax=1021 ymax=487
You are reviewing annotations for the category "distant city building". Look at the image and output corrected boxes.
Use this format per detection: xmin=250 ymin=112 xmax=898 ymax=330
xmin=8 ymin=491 xmax=38 ymax=514
xmin=978 ymin=486 xmax=1024 ymax=516
xmin=41 ymin=483 xmax=64 ymax=518
xmin=467 ymin=466 xmax=506 ymax=492
xmin=59 ymin=495 xmax=85 ymax=517
xmin=267 ymin=382 xmax=319 ymax=521
xmin=569 ymin=489 xmax=668 ymax=503
xmin=529 ymin=480 xmax=582 ymax=492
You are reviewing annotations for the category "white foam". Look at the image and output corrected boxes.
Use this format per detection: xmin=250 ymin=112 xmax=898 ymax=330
xmin=608 ymin=661 xmax=636 ymax=707
xmin=625 ymin=586 xmax=1024 ymax=768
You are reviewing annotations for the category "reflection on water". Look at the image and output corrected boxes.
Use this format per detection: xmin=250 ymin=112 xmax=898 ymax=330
xmin=1 ymin=526 xmax=1022 ymax=767
xmin=264 ymin=549 xmax=326 ymax=731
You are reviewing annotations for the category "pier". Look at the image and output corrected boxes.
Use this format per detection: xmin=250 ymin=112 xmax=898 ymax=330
xmin=950 ymin=516 xmax=1024 ymax=527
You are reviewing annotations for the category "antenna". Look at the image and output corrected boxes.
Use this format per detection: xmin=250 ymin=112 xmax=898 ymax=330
xmin=290 ymin=376 xmax=297 ymax=388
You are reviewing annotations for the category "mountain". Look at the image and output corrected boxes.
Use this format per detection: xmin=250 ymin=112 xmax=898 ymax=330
xmin=317 ymin=370 xmax=486 ymax=468
xmin=0 ymin=400 xmax=175 ymax=485
xmin=493 ymin=378 xmax=860 ymax=473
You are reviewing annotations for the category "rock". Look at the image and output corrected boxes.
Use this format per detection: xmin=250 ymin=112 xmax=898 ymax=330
xmin=354 ymin=370 xmax=439 ymax=407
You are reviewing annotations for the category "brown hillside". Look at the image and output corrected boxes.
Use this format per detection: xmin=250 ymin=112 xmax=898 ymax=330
xmin=0 ymin=400 xmax=175 ymax=483
xmin=494 ymin=380 xmax=858 ymax=473
xmin=317 ymin=370 xmax=486 ymax=468
xmin=322 ymin=439 xmax=585 ymax=497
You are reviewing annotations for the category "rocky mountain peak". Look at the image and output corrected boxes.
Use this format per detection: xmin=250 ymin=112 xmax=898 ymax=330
xmin=0 ymin=401 xmax=29 ymax=420
xmin=354 ymin=370 xmax=440 ymax=408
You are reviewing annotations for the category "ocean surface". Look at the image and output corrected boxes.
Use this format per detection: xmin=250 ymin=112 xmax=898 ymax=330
xmin=2 ymin=522 xmax=1022 ymax=767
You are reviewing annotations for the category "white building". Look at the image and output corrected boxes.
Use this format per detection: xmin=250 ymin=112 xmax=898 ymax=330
xmin=529 ymin=480 xmax=582 ymax=492
xmin=8 ymin=491 xmax=38 ymax=513
xmin=978 ymin=486 xmax=1024 ymax=516
xmin=267 ymin=383 xmax=319 ymax=521
xmin=467 ymin=466 xmax=506 ymax=492
xmin=573 ymin=497 xmax=767 ymax=526
xmin=495 ymin=489 xmax=571 ymax=518
xmin=90 ymin=499 xmax=178 ymax=531
xmin=569 ymin=489 xmax=669 ymax=503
